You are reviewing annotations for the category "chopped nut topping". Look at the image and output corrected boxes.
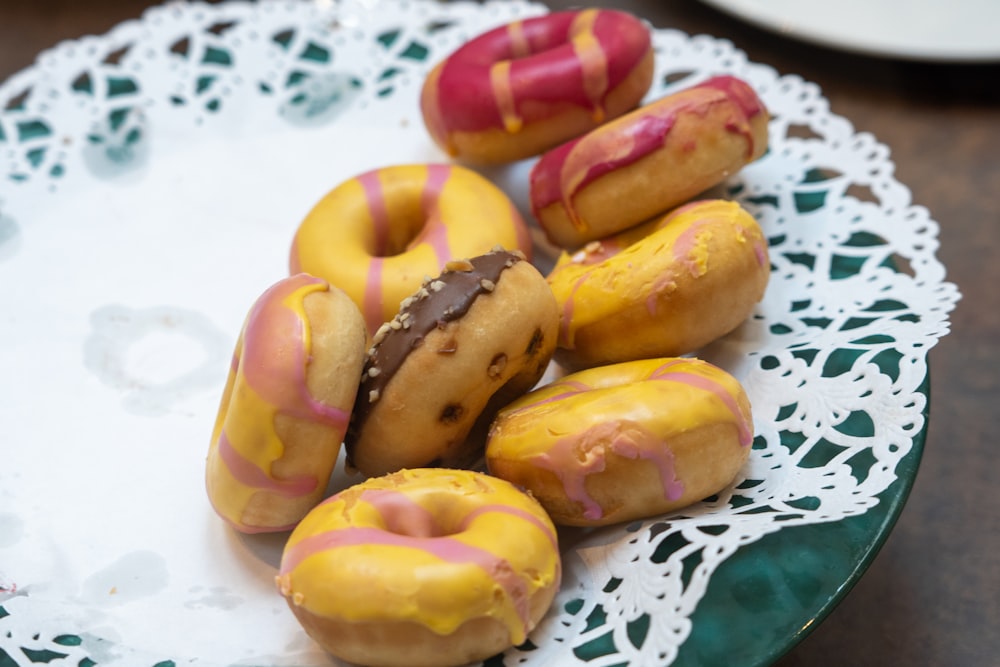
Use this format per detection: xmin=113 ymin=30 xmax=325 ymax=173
xmin=389 ymin=318 xmax=403 ymax=330
xmin=430 ymin=280 xmax=445 ymax=292
xmin=487 ymin=353 xmax=508 ymax=378
xmin=445 ymin=258 xmax=474 ymax=272
xmin=367 ymin=367 xmax=381 ymax=378
xmin=373 ymin=322 xmax=391 ymax=345
xmin=480 ymin=278 xmax=496 ymax=292
xmin=369 ymin=388 xmax=380 ymax=403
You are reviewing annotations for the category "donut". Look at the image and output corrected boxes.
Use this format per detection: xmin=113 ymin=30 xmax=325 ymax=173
xmin=289 ymin=163 xmax=533 ymax=335
xmin=205 ymin=274 xmax=367 ymax=533
xmin=275 ymin=468 xmax=561 ymax=667
xmin=420 ymin=9 xmax=654 ymax=164
xmin=546 ymin=199 xmax=770 ymax=370
xmin=530 ymin=74 xmax=770 ymax=248
xmin=344 ymin=249 xmax=558 ymax=477
xmin=486 ymin=357 xmax=754 ymax=527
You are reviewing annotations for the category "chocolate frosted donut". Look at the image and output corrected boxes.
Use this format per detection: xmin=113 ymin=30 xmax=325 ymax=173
xmin=345 ymin=249 xmax=559 ymax=477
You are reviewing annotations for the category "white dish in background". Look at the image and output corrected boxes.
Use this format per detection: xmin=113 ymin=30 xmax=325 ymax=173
xmin=701 ymin=0 xmax=1000 ymax=62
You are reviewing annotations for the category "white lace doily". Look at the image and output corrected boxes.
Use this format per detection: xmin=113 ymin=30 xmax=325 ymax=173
xmin=0 ymin=2 xmax=959 ymax=666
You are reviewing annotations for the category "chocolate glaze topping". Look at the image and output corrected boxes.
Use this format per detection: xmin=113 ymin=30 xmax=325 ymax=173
xmin=344 ymin=248 xmax=526 ymax=460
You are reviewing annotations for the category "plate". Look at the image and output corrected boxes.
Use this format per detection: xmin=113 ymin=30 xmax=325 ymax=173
xmin=0 ymin=2 xmax=959 ymax=666
xmin=700 ymin=0 xmax=1000 ymax=62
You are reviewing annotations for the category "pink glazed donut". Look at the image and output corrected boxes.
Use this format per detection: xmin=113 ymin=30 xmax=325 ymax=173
xmin=530 ymin=75 xmax=770 ymax=248
xmin=420 ymin=9 xmax=654 ymax=164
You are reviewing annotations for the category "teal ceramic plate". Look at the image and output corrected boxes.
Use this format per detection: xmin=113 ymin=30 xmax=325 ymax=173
xmin=0 ymin=2 xmax=958 ymax=666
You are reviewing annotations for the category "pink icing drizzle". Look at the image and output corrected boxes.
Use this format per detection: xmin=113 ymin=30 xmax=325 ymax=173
xmin=409 ymin=163 xmax=454 ymax=269
xmin=530 ymin=75 xmax=764 ymax=226
xmin=280 ymin=527 xmax=532 ymax=631
xmin=503 ymin=380 xmax=591 ymax=417
xmin=359 ymin=170 xmax=390 ymax=333
xmin=649 ymin=360 xmax=754 ymax=447
xmin=217 ymin=431 xmax=316 ymax=499
xmin=356 ymin=165 xmax=458 ymax=333
xmin=459 ymin=505 xmax=559 ymax=551
xmin=352 ymin=487 xmax=559 ymax=549
xmin=520 ymin=359 xmax=751 ymax=520
xmin=239 ymin=274 xmax=350 ymax=428
xmin=213 ymin=274 xmax=349 ymax=530
xmin=357 ymin=488 xmax=445 ymax=537
xmin=531 ymin=421 xmax=682 ymax=521
xmin=358 ymin=170 xmax=391 ymax=255
xmin=550 ymin=239 xmax=623 ymax=347
xmin=699 ymin=74 xmax=766 ymax=130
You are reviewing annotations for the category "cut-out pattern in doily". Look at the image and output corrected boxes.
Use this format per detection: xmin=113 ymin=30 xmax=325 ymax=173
xmin=0 ymin=2 xmax=958 ymax=666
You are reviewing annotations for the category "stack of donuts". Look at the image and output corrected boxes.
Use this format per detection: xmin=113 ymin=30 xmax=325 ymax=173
xmin=204 ymin=8 xmax=771 ymax=667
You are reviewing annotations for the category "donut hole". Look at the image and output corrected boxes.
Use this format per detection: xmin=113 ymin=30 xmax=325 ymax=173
xmin=365 ymin=173 xmax=450 ymax=258
xmin=369 ymin=200 xmax=436 ymax=258
xmin=487 ymin=353 xmax=508 ymax=379
xmin=376 ymin=488 xmax=484 ymax=539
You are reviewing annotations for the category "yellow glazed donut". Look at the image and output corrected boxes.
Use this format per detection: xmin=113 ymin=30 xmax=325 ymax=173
xmin=344 ymin=249 xmax=558 ymax=477
xmin=486 ymin=357 xmax=754 ymax=527
xmin=547 ymin=199 xmax=770 ymax=370
xmin=530 ymin=75 xmax=770 ymax=248
xmin=276 ymin=468 xmax=561 ymax=667
xmin=205 ymin=274 xmax=367 ymax=533
xmin=289 ymin=164 xmax=533 ymax=335
xmin=420 ymin=9 xmax=654 ymax=164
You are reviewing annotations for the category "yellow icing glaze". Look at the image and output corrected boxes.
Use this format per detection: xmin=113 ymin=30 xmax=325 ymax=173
xmin=546 ymin=199 xmax=770 ymax=350
xmin=276 ymin=468 xmax=561 ymax=643
xmin=486 ymin=358 xmax=754 ymax=523
xmin=506 ymin=20 xmax=531 ymax=58
xmin=290 ymin=164 xmax=532 ymax=335
xmin=569 ymin=9 xmax=609 ymax=123
xmin=205 ymin=274 xmax=354 ymax=533
xmin=490 ymin=60 xmax=522 ymax=133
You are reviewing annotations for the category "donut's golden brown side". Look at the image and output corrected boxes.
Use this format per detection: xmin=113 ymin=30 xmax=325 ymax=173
xmin=345 ymin=250 xmax=559 ymax=477
xmin=486 ymin=358 xmax=755 ymax=527
xmin=547 ymin=199 xmax=771 ymax=370
xmin=286 ymin=615 xmax=514 ymax=667
xmin=530 ymin=75 xmax=770 ymax=249
xmin=276 ymin=468 xmax=562 ymax=667
xmin=205 ymin=274 xmax=367 ymax=533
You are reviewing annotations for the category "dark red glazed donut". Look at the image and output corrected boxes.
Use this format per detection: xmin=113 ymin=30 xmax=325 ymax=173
xmin=420 ymin=9 xmax=654 ymax=164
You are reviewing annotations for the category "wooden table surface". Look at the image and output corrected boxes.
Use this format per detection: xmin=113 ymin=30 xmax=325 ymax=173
xmin=2 ymin=2 xmax=996 ymax=665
